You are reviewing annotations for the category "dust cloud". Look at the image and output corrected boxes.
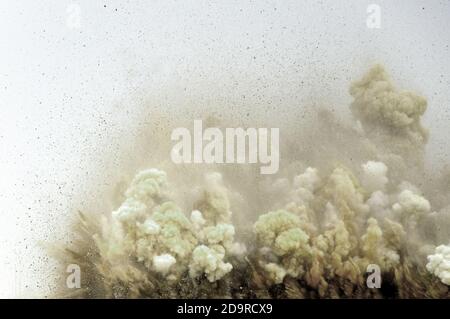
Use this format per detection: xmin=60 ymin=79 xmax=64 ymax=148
xmin=55 ymin=65 xmax=450 ymax=298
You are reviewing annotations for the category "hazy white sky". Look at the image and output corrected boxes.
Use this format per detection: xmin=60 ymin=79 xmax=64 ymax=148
xmin=0 ymin=0 xmax=449 ymax=297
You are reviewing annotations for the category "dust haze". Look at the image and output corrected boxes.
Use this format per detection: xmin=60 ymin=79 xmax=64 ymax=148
xmin=55 ymin=65 xmax=450 ymax=298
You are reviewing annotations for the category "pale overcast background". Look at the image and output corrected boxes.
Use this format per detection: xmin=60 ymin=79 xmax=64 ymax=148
xmin=0 ymin=0 xmax=449 ymax=297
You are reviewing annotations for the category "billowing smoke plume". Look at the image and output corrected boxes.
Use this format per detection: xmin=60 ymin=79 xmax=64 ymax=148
xmin=56 ymin=66 xmax=450 ymax=298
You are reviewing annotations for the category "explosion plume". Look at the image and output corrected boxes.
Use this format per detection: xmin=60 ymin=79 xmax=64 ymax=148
xmin=56 ymin=65 xmax=450 ymax=299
